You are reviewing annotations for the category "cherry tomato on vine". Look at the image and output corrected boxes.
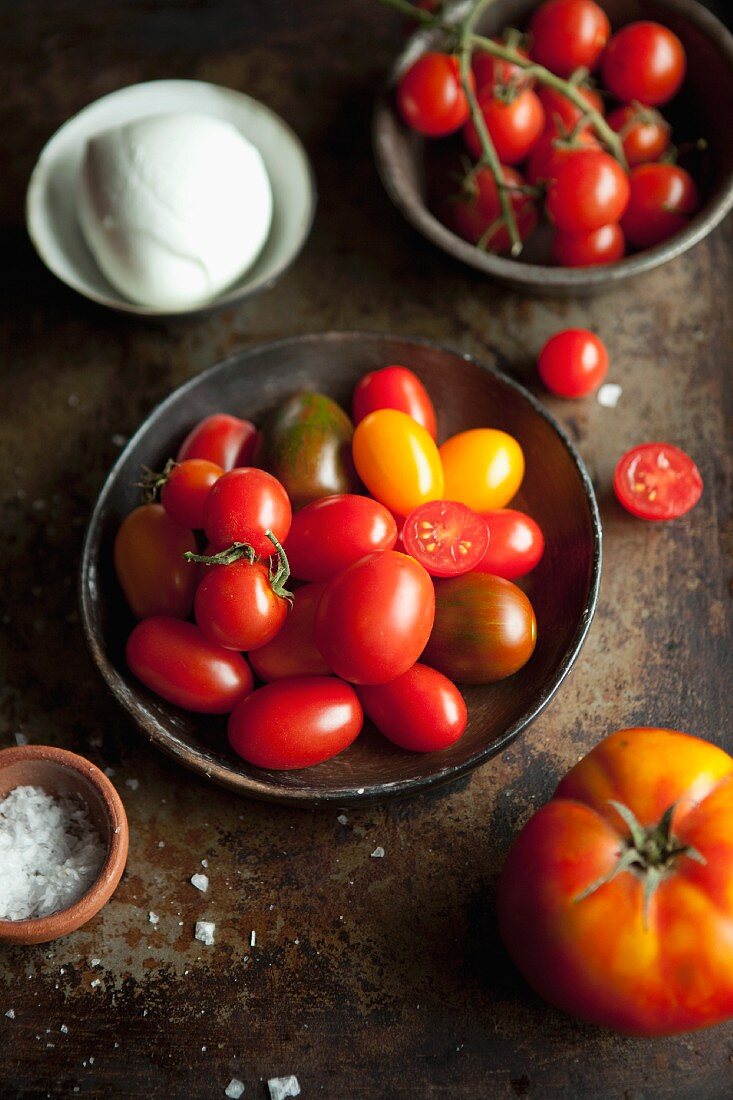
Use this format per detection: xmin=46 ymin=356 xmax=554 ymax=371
xmin=538 ymin=329 xmax=608 ymax=397
xmin=546 ymin=149 xmax=630 ymax=233
xmin=613 ymin=442 xmax=703 ymax=521
xmin=159 ymin=459 xmax=222 ymax=529
xmin=607 ymin=104 xmax=671 ymax=167
xmin=177 ymin=413 xmax=258 ymax=470
xmin=396 ymin=52 xmax=473 ymax=137
xmin=284 ymin=494 xmax=397 ymax=582
xmin=194 ymin=558 xmax=289 ymax=651
xmin=248 ymin=583 xmax=331 ymax=682
xmin=602 ymin=22 xmax=686 ymax=107
xmin=526 ymin=127 xmax=599 ymax=186
xmin=450 ymin=166 xmax=538 ymax=253
xmin=356 ymin=664 xmax=467 ymax=753
xmin=126 ymin=617 xmax=253 ymax=713
xmin=529 ymin=0 xmax=610 ymax=78
xmin=203 ymin=468 xmax=291 ymax=558
xmin=402 ymin=500 xmax=489 ymax=578
xmin=621 ymin=164 xmax=699 ymax=249
xmin=353 ymin=365 xmax=438 ymax=440
xmin=476 ymin=510 xmax=545 ymax=579
xmin=314 ymin=550 xmax=435 ymax=685
xmin=463 ymin=87 xmax=545 ymax=165
xmin=471 ymin=37 xmax=534 ymax=95
xmin=228 ymin=677 xmax=363 ymax=769
xmin=114 ymin=503 xmax=197 ymax=620
xmin=352 ymin=409 xmax=444 ymax=517
xmin=551 ymin=223 xmax=625 ymax=267
xmin=537 ymin=83 xmax=604 ymax=134
xmin=439 ymin=429 xmax=524 ymax=512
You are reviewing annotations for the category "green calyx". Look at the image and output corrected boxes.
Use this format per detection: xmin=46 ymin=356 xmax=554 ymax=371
xmin=184 ymin=529 xmax=293 ymax=605
xmin=138 ymin=458 xmax=177 ymax=502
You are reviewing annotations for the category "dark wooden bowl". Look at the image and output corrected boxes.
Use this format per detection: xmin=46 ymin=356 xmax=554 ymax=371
xmin=373 ymin=0 xmax=733 ymax=296
xmin=79 ymin=333 xmax=601 ymax=805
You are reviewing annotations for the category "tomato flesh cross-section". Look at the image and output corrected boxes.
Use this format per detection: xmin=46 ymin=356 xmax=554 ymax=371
xmin=402 ymin=501 xmax=489 ymax=577
xmin=613 ymin=443 xmax=703 ymax=521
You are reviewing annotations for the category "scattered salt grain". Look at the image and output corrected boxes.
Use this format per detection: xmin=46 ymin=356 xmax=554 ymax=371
xmin=14 ymin=733 xmax=28 ymax=746
xmin=597 ymin=382 xmax=623 ymax=408
xmin=191 ymin=873 xmax=209 ymax=893
xmin=0 ymin=786 xmax=105 ymax=920
xmin=195 ymin=920 xmax=215 ymax=946
xmin=90 ymin=958 xmax=101 ymax=967
xmin=225 ymin=1079 xmax=245 ymax=1099
xmin=201 ymin=859 xmax=209 ymax=868
xmin=60 ymin=1025 xmax=68 ymax=1034
xmin=125 ymin=778 xmax=139 ymax=791
xmin=103 ymin=767 xmax=115 ymax=778
xmin=111 ymin=433 xmax=127 ymax=447
xmin=158 ymin=841 xmax=165 ymax=848
xmin=268 ymin=1075 xmax=301 ymax=1100
xmin=250 ymin=930 xmax=256 ymax=948
xmin=5 ymin=1009 xmax=15 ymax=1019
xmin=148 ymin=912 xmax=159 ymax=925
xmin=371 ymin=846 xmax=385 ymax=859
xmin=90 ymin=979 xmax=101 ymax=989
xmin=336 ymin=814 xmax=348 ymax=826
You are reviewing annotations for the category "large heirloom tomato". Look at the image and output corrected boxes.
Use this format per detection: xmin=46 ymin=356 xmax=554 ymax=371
xmin=498 ymin=728 xmax=733 ymax=1035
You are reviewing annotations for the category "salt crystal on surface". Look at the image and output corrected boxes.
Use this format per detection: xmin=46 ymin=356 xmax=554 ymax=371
xmin=60 ymin=1025 xmax=68 ymax=1034
xmin=191 ymin=873 xmax=209 ymax=893
xmin=225 ymin=1079 xmax=245 ymax=1099
xmin=5 ymin=1009 xmax=15 ymax=1019
xmin=111 ymin=433 xmax=127 ymax=447
xmin=125 ymin=778 xmax=139 ymax=791
xmin=201 ymin=859 xmax=208 ymax=868
xmin=158 ymin=841 xmax=165 ymax=848
xmin=268 ymin=1075 xmax=301 ymax=1100
xmin=90 ymin=979 xmax=101 ymax=989
xmin=0 ymin=786 xmax=105 ymax=920
xmin=148 ymin=912 xmax=159 ymax=925
xmin=597 ymin=382 xmax=623 ymax=408
xmin=90 ymin=958 xmax=101 ymax=967
xmin=250 ymin=930 xmax=256 ymax=948
xmin=14 ymin=733 xmax=28 ymax=746
xmin=371 ymin=846 xmax=385 ymax=859
xmin=103 ymin=767 xmax=115 ymax=778
xmin=336 ymin=814 xmax=348 ymax=825
xmin=195 ymin=920 xmax=215 ymax=946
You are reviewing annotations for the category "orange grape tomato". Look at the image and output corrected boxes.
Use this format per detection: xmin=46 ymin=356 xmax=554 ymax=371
xmin=439 ymin=429 xmax=525 ymax=512
xmin=352 ymin=409 xmax=444 ymax=517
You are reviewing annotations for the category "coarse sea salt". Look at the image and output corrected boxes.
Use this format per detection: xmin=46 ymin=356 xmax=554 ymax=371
xmin=195 ymin=920 xmax=215 ymax=946
xmin=0 ymin=786 xmax=105 ymax=921
xmin=268 ymin=1076 xmax=300 ymax=1100
xmin=225 ymin=1080 xmax=245 ymax=1099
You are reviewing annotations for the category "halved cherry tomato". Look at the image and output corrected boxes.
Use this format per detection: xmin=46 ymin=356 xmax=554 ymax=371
xmin=463 ymin=87 xmax=545 ymax=165
xmin=228 ymin=677 xmax=362 ymax=769
xmin=476 ymin=510 xmax=545 ymax=579
xmin=177 ymin=413 xmax=258 ymax=470
xmin=314 ymin=550 xmax=435 ymax=685
xmin=248 ymin=583 xmax=331 ymax=682
xmin=546 ymin=149 xmax=630 ymax=233
xmin=194 ymin=558 xmax=289 ymax=651
xmin=439 ymin=429 xmax=524 ymax=512
xmin=114 ymin=503 xmax=197 ymax=620
xmin=614 ymin=443 xmax=703 ymax=521
xmin=396 ymin=52 xmax=473 ymax=137
xmin=621 ymin=164 xmax=699 ymax=249
xmin=538 ymin=329 xmax=608 ymax=398
xmin=353 ymin=366 xmax=438 ymax=440
xmin=203 ymin=468 xmax=291 ymax=559
xmin=607 ymin=104 xmax=671 ymax=167
xmin=602 ymin=21 xmax=686 ymax=107
xmin=472 ymin=38 xmax=534 ymax=95
xmin=551 ymin=223 xmax=625 ymax=267
xmin=449 ymin=166 xmax=539 ymax=253
xmin=284 ymin=495 xmax=397 ymax=582
xmin=159 ymin=459 xmax=223 ymax=529
xmin=126 ymin=617 xmax=253 ymax=713
xmin=529 ymin=0 xmax=610 ymax=78
xmin=352 ymin=409 xmax=444 ymax=517
xmin=356 ymin=664 xmax=467 ymax=752
xmin=402 ymin=500 xmax=488 ymax=578
xmin=537 ymin=84 xmax=604 ymax=135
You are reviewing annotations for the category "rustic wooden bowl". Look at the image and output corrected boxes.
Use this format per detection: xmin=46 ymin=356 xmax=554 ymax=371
xmin=80 ymin=333 xmax=601 ymax=805
xmin=0 ymin=745 xmax=129 ymax=944
xmin=373 ymin=0 xmax=733 ymax=295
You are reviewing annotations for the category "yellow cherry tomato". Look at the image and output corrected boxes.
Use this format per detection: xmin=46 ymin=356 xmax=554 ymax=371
xmin=352 ymin=409 xmax=444 ymax=516
xmin=439 ymin=429 xmax=524 ymax=511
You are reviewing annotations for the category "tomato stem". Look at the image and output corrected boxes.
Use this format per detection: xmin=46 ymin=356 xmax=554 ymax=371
xmin=184 ymin=543 xmax=256 ymax=567
xmin=183 ymin=531 xmax=294 ymax=605
xmin=265 ymin=530 xmax=294 ymax=606
xmin=137 ymin=458 xmax=177 ymax=503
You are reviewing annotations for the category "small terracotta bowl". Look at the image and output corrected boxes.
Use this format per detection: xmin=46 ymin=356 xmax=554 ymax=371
xmin=0 ymin=745 xmax=129 ymax=945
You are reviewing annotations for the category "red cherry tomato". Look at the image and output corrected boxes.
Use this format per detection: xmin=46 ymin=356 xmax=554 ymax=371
xmin=537 ymin=84 xmax=604 ymax=134
xmin=526 ymin=128 xmax=599 ymax=186
xmin=314 ymin=550 xmax=435 ymax=685
xmin=529 ymin=0 xmax=610 ymax=77
xmin=228 ymin=677 xmax=363 ymax=769
xmin=476 ymin=510 xmax=545 ymax=579
xmin=472 ymin=38 xmax=534 ymax=94
xmin=284 ymin=494 xmax=397 ymax=582
xmin=159 ymin=459 xmax=223 ymax=530
xmin=546 ymin=149 xmax=630 ymax=233
xmin=602 ymin=21 xmax=686 ymax=107
xmin=203 ymin=468 xmax=291 ymax=559
xmin=538 ymin=329 xmax=609 ymax=397
xmin=607 ymin=104 xmax=671 ymax=167
xmin=450 ymin=166 xmax=539 ymax=253
xmin=463 ymin=87 xmax=545 ymax=165
xmin=248 ymin=583 xmax=331 ymax=682
xmin=551 ymin=223 xmax=625 ymax=267
xmin=177 ymin=413 xmax=258 ymax=470
xmin=402 ymin=500 xmax=489 ymax=578
xmin=621 ymin=164 xmax=699 ymax=249
xmin=114 ymin=503 xmax=197 ymax=620
xmin=613 ymin=443 xmax=703 ymax=521
xmin=353 ymin=366 xmax=438 ymax=440
xmin=396 ymin=52 xmax=472 ymax=137
xmin=356 ymin=664 xmax=467 ymax=752
xmin=126 ymin=617 xmax=253 ymax=714
xmin=194 ymin=559 xmax=289 ymax=651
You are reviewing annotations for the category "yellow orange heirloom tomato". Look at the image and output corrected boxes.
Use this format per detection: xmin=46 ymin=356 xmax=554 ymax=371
xmin=352 ymin=409 xmax=444 ymax=517
xmin=498 ymin=728 xmax=733 ymax=1036
xmin=439 ymin=428 xmax=524 ymax=512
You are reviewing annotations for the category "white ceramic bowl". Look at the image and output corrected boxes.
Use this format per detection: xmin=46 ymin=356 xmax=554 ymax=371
xmin=26 ymin=79 xmax=317 ymax=318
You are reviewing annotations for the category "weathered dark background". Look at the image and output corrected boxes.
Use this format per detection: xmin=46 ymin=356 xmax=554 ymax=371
xmin=1 ymin=1 xmax=732 ymax=1097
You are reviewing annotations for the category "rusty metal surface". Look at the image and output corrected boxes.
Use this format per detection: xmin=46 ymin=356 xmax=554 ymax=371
xmin=0 ymin=1 xmax=731 ymax=1097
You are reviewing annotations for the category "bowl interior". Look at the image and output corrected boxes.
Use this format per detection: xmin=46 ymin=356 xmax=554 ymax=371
xmin=81 ymin=333 xmax=600 ymax=804
xmin=27 ymin=80 xmax=315 ymax=317
xmin=0 ymin=754 xmax=114 ymax=846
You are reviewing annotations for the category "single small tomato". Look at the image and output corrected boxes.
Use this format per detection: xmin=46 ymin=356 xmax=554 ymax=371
xmin=463 ymin=87 xmax=545 ymax=165
xmin=476 ymin=509 xmax=545 ymax=579
xmin=396 ymin=52 xmax=472 ymax=137
xmin=314 ymin=550 xmax=435 ymax=685
xmin=546 ymin=149 xmax=631 ymax=233
xmin=602 ymin=21 xmax=686 ymax=107
xmin=126 ymin=616 xmax=253 ymax=713
xmin=248 ymin=583 xmax=331 ymax=682
xmin=114 ymin=503 xmax=197 ymax=620
xmin=551 ymin=223 xmax=625 ymax=267
xmin=537 ymin=84 xmax=604 ymax=135
xmin=228 ymin=677 xmax=363 ymax=769
xmin=529 ymin=0 xmax=610 ymax=77
xmin=203 ymin=468 xmax=291 ymax=559
xmin=439 ymin=429 xmax=524 ymax=512
xmin=156 ymin=458 xmax=223 ymax=530
xmin=621 ymin=164 xmax=699 ymax=249
xmin=449 ymin=166 xmax=539 ymax=253
xmin=538 ymin=329 xmax=609 ymax=397
xmin=352 ymin=409 xmax=444 ymax=517
xmin=177 ymin=413 xmax=258 ymax=470
xmin=423 ymin=573 xmax=537 ymax=683
xmin=356 ymin=664 xmax=467 ymax=752
xmin=526 ymin=128 xmax=600 ymax=187
xmin=471 ymin=38 xmax=534 ymax=95
xmin=607 ymin=104 xmax=671 ymax=167
xmin=401 ymin=500 xmax=489 ymax=578
xmin=353 ymin=365 xmax=438 ymax=440
xmin=284 ymin=495 xmax=397 ymax=582
xmin=194 ymin=558 xmax=289 ymax=651
xmin=498 ymin=727 xmax=733 ymax=1035
xmin=613 ymin=442 xmax=703 ymax=521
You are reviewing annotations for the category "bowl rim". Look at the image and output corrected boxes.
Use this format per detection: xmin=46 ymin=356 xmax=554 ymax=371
xmin=79 ymin=330 xmax=602 ymax=805
xmin=25 ymin=78 xmax=318 ymax=320
xmin=372 ymin=0 xmax=733 ymax=290
xmin=0 ymin=745 xmax=129 ymax=944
